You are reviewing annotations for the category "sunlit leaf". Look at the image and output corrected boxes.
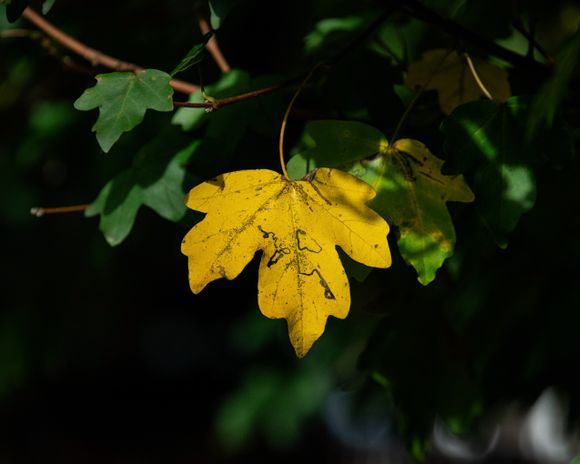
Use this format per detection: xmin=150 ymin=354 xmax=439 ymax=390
xmin=181 ymin=168 xmax=391 ymax=357
xmin=359 ymin=139 xmax=474 ymax=285
xmin=74 ymin=69 xmax=174 ymax=153
xmin=288 ymin=120 xmax=473 ymax=285
xmin=405 ymin=49 xmax=511 ymax=114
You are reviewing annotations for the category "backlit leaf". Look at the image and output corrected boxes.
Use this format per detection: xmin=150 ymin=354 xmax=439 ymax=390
xmin=181 ymin=168 xmax=391 ymax=357
xmin=288 ymin=120 xmax=473 ymax=285
xmin=359 ymin=139 xmax=474 ymax=285
xmin=442 ymin=97 xmax=537 ymax=248
xmin=74 ymin=69 xmax=174 ymax=153
xmin=405 ymin=49 xmax=511 ymax=114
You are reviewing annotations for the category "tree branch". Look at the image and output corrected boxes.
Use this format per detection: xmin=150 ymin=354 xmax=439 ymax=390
xmin=398 ymin=0 xmax=552 ymax=71
xmin=21 ymin=7 xmax=199 ymax=94
xmin=198 ymin=15 xmax=231 ymax=73
xmin=174 ymin=7 xmax=397 ymax=110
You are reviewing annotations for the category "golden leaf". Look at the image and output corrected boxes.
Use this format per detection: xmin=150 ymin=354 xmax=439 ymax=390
xmin=181 ymin=168 xmax=391 ymax=357
xmin=405 ymin=49 xmax=511 ymax=114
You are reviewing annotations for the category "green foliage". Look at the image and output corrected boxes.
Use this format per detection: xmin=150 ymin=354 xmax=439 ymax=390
xmin=171 ymin=33 xmax=213 ymax=76
xmin=288 ymin=120 xmax=473 ymax=284
xmin=85 ymin=130 xmax=199 ymax=246
xmin=2 ymin=0 xmax=580 ymax=461
xmin=2 ymin=0 xmax=27 ymax=22
xmin=529 ymin=30 xmax=580 ymax=134
xmin=208 ymin=0 xmax=241 ymax=29
xmin=74 ymin=69 xmax=174 ymax=153
xmin=287 ymin=120 xmax=386 ymax=179
xmin=442 ymin=97 xmax=537 ymax=247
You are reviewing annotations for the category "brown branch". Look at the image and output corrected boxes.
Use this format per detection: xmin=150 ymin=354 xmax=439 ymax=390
xmin=198 ymin=16 xmax=231 ymax=73
xmin=173 ymin=75 xmax=301 ymax=110
xmin=173 ymin=7 xmax=397 ymax=110
xmin=21 ymin=7 xmax=199 ymax=94
xmin=31 ymin=204 xmax=89 ymax=217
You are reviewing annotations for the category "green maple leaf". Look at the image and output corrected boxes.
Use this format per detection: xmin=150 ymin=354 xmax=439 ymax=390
xmin=86 ymin=132 xmax=199 ymax=246
xmin=74 ymin=69 xmax=174 ymax=153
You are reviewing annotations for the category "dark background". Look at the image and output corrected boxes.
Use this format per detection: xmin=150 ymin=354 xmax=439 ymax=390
xmin=1 ymin=0 xmax=579 ymax=462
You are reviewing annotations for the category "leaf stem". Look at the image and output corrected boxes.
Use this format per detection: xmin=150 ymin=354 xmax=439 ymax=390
xmin=391 ymin=48 xmax=453 ymax=142
xmin=21 ymin=7 xmax=199 ymax=94
xmin=464 ymin=52 xmax=493 ymax=100
xmin=30 ymin=204 xmax=89 ymax=217
xmin=279 ymin=66 xmax=321 ymax=179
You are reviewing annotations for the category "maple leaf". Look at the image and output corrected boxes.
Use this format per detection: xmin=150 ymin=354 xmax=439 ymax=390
xmin=74 ymin=69 xmax=174 ymax=152
xmin=358 ymin=139 xmax=474 ymax=284
xmin=181 ymin=168 xmax=391 ymax=357
xmin=405 ymin=49 xmax=511 ymax=114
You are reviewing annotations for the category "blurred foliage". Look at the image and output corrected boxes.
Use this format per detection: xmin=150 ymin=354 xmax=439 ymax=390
xmin=1 ymin=0 xmax=579 ymax=463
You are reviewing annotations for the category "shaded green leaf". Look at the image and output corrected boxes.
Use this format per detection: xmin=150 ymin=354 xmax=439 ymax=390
xmin=442 ymin=97 xmax=537 ymax=248
xmin=304 ymin=14 xmax=370 ymax=55
xmin=86 ymin=131 xmax=199 ymax=246
xmin=171 ymin=32 xmax=212 ymax=77
xmin=42 ymin=0 xmax=55 ymax=14
xmin=74 ymin=69 xmax=174 ymax=153
xmin=286 ymin=120 xmax=387 ymax=179
xmin=528 ymin=30 xmax=580 ymax=134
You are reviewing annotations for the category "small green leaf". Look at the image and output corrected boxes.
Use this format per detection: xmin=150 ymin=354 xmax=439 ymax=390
xmin=286 ymin=120 xmax=387 ymax=179
xmin=304 ymin=15 xmax=369 ymax=55
xmin=171 ymin=32 xmax=213 ymax=77
xmin=442 ymin=97 xmax=537 ymax=248
xmin=42 ymin=0 xmax=55 ymax=14
xmin=208 ymin=0 xmax=241 ymax=30
xmin=74 ymin=69 xmax=174 ymax=153
xmin=87 ymin=132 xmax=199 ymax=246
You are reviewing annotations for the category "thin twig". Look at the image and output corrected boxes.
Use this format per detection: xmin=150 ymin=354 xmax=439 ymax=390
xmin=174 ymin=7 xmax=397 ymax=110
xmin=198 ymin=16 xmax=231 ymax=73
xmin=21 ymin=7 xmax=199 ymax=94
xmin=173 ymin=75 xmax=301 ymax=110
xmin=464 ymin=53 xmax=493 ymax=100
xmin=398 ymin=0 xmax=551 ymax=71
xmin=31 ymin=204 xmax=89 ymax=217
xmin=513 ymin=19 xmax=556 ymax=65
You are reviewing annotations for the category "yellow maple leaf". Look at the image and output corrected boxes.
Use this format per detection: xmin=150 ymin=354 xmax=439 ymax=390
xmin=181 ymin=168 xmax=391 ymax=357
xmin=405 ymin=49 xmax=511 ymax=114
